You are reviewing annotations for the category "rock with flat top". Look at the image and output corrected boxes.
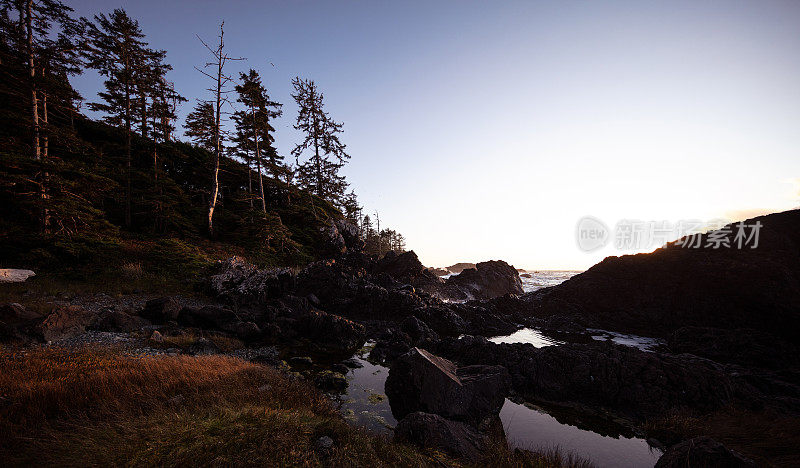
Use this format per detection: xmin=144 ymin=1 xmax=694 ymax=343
xmin=385 ymin=347 xmax=510 ymax=426
xmin=0 ymin=269 xmax=35 ymax=283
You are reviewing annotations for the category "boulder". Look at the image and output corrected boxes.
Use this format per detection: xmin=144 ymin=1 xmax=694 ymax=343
xmin=655 ymin=437 xmax=755 ymax=467
xmin=0 ymin=303 xmax=42 ymax=321
xmin=446 ymin=263 xmax=476 ymax=275
xmin=91 ymin=309 xmax=150 ymax=332
xmin=150 ymin=330 xmax=164 ymax=343
xmin=0 ymin=269 xmax=35 ymax=283
xmin=394 ymin=412 xmax=487 ymax=461
xmin=320 ymin=219 xmax=347 ymax=254
xmin=334 ymin=218 xmax=364 ymax=253
xmin=399 ymin=316 xmax=439 ymax=344
xmin=209 ymin=257 xmax=295 ymax=306
xmin=443 ymin=260 xmax=523 ymax=301
xmin=369 ymin=327 xmax=413 ymax=364
xmin=188 ymin=337 xmax=219 ymax=355
xmin=177 ymin=305 xmax=239 ymax=330
xmin=314 ymin=435 xmax=335 ymax=456
xmin=293 ymin=309 xmax=366 ymax=352
xmin=427 ymin=267 xmax=450 ymax=276
xmin=37 ymin=305 xmax=96 ymax=342
xmin=373 ymin=251 xmax=442 ymax=289
xmin=140 ymin=297 xmax=182 ymax=323
xmin=225 ymin=321 xmax=261 ymax=341
xmin=385 ymin=347 xmax=511 ymax=426
xmin=314 ymin=371 xmax=348 ymax=391
xmin=0 ymin=320 xmax=29 ymax=344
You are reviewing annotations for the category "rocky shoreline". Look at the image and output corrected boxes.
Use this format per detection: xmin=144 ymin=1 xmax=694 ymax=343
xmin=4 ymin=211 xmax=800 ymax=466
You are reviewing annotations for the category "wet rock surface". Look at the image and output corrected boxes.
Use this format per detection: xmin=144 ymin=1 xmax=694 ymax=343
xmin=394 ymin=412 xmax=487 ymax=461
xmin=655 ymin=437 xmax=755 ymax=467
xmin=385 ymin=347 xmax=511 ymax=426
xmin=385 ymin=347 xmax=510 ymax=460
xmin=433 ymin=335 xmax=800 ymax=423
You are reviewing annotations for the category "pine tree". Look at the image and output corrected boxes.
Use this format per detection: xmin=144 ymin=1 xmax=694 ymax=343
xmin=290 ymin=77 xmax=350 ymax=204
xmin=233 ymin=69 xmax=282 ymax=213
xmin=1 ymin=0 xmax=81 ymax=233
xmin=341 ymin=190 xmax=361 ymax=225
xmin=82 ymin=8 xmax=157 ymax=228
xmin=184 ymin=101 xmax=216 ymax=151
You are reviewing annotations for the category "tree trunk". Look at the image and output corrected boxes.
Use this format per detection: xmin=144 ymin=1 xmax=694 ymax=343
xmin=252 ymin=105 xmax=266 ymax=213
xmin=41 ymin=90 xmax=49 ymax=232
xmin=25 ymin=0 xmax=39 ymax=161
xmin=208 ymin=26 xmax=224 ymax=236
xmin=247 ymin=158 xmax=253 ymax=209
xmin=124 ymin=52 xmax=132 ymax=228
xmin=41 ymin=82 xmax=48 ymax=158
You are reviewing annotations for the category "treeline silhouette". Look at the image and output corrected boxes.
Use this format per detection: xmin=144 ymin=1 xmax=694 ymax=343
xmin=0 ymin=3 xmax=405 ymax=271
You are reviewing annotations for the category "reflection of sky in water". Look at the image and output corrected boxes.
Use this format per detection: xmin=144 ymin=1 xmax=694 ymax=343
xmin=489 ymin=328 xmax=559 ymax=347
xmin=335 ymin=350 xmax=396 ymax=434
xmin=501 ymin=400 xmax=661 ymax=468
xmin=588 ymin=329 xmax=665 ymax=352
xmin=336 ymin=342 xmax=662 ymax=467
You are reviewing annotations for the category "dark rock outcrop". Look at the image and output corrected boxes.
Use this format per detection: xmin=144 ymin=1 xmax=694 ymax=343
xmin=385 ymin=347 xmax=511 ymax=426
xmin=655 ymin=437 xmax=755 ymax=467
xmin=0 ymin=303 xmax=41 ymax=321
xmin=333 ymin=218 xmax=364 ymax=253
xmin=91 ymin=309 xmax=150 ymax=333
xmin=442 ymin=260 xmax=524 ymax=301
xmin=373 ymin=251 xmax=442 ymax=290
xmin=293 ymin=309 xmax=366 ymax=352
xmin=669 ymin=326 xmax=798 ymax=370
xmin=432 ymin=336 xmax=776 ymax=423
xmin=314 ymin=370 xmax=348 ymax=391
xmin=209 ymin=258 xmax=295 ymax=306
xmin=37 ymin=305 xmax=97 ymax=342
xmin=140 ymin=297 xmax=182 ymax=323
xmin=446 ymin=263 xmax=476 ymax=275
xmin=530 ymin=210 xmax=800 ymax=342
xmin=394 ymin=412 xmax=487 ymax=461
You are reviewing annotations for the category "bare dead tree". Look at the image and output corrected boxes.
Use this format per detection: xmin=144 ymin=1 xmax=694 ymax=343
xmin=195 ymin=21 xmax=243 ymax=236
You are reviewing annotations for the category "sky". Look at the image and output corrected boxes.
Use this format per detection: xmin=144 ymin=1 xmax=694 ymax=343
xmin=69 ymin=0 xmax=800 ymax=270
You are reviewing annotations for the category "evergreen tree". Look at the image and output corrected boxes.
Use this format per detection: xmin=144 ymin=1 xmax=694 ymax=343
xmin=290 ymin=77 xmax=350 ymax=204
xmin=82 ymin=8 xmax=158 ymax=228
xmin=233 ymin=69 xmax=282 ymax=213
xmin=1 ymin=0 xmax=82 ymax=233
xmin=341 ymin=190 xmax=361 ymax=225
xmin=184 ymin=101 xmax=216 ymax=151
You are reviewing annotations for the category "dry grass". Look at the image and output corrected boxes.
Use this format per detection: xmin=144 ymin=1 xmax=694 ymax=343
xmin=480 ymin=440 xmax=595 ymax=468
xmin=145 ymin=331 xmax=245 ymax=353
xmin=0 ymin=346 xmax=588 ymax=467
xmin=645 ymin=406 xmax=800 ymax=467
xmin=0 ymin=346 xmax=441 ymax=467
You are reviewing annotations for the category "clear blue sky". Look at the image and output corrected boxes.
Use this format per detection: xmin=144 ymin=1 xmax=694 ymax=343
xmin=70 ymin=0 xmax=800 ymax=269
